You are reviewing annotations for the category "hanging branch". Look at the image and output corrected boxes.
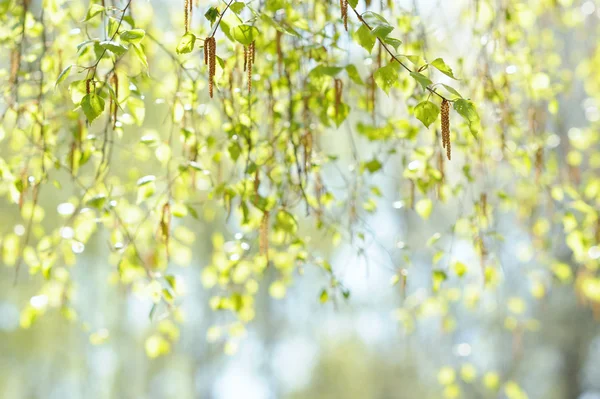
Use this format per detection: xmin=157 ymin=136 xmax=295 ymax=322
xmin=349 ymin=5 xmax=452 ymax=103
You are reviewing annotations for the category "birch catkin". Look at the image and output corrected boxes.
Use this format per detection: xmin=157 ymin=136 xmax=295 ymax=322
xmin=441 ymin=99 xmax=451 ymax=160
xmin=184 ymin=0 xmax=189 ymax=33
xmin=246 ymin=41 xmax=256 ymax=93
xmin=334 ymin=79 xmax=343 ymax=117
xmin=206 ymin=37 xmax=216 ymax=98
xmin=340 ymin=0 xmax=348 ymax=31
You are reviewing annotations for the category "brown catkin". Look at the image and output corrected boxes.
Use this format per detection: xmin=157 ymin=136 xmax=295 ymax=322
xmin=441 ymin=99 xmax=451 ymax=160
xmin=341 ymin=0 xmax=348 ymax=31
xmin=9 ymin=49 xmax=19 ymax=85
xmin=243 ymin=45 xmax=248 ymax=72
xmin=247 ymin=41 xmax=255 ymax=93
xmin=204 ymin=39 xmax=209 ymax=65
xmin=85 ymin=79 xmax=91 ymax=95
xmin=334 ymin=79 xmax=343 ymax=117
xmin=184 ymin=0 xmax=189 ymax=33
xmin=206 ymin=37 xmax=216 ymax=98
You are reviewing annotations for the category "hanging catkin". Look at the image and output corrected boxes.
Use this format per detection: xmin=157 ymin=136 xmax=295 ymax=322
xmin=334 ymin=79 xmax=343 ymax=117
xmin=204 ymin=38 xmax=209 ymax=65
xmin=184 ymin=0 xmax=189 ymax=33
xmin=205 ymin=37 xmax=216 ymax=98
xmin=340 ymin=0 xmax=348 ymax=31
xmin=246 ymin=41 xmax=255 ymax=93
xmin=9 ymin=49 xmax=19 ymax=86
xmin=441 ymin=99 xmax=451 ymax=160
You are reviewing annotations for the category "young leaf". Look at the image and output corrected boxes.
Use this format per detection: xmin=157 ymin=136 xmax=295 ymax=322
xmin=430 ymin=58 xmax=458 ymax=79
xmin=354 ymin=25 xmax=376 ymax=53
xmin=230 ymin=2 xmax=245 ymax=14
xmin=410 ymin=71 xmax=432 ymax=90
xmin=374 ymin=64 xmax=398 ymax=95
xmin=99 ymin=41 xmax=128 ymax=56
xmin=453 ymin=99 xmax=480 ymax=138
xmin=176 ymin=32 xmax=196 ymax=55
xmin=415 ymin=198 xmax=433 ymax=219
xmin=132 ymin=43 xmax=149 ymax=70
xmin=442 ymin=84 xmax=462 ymax=98
xmin=55 ymin=65 xmax=72 ymax=87
xmin=432 ymin=269 xmax=447 ymax=292
xmin=371 ymin=23 xmax=393 ymax=39
xmin=120 ymin=29 xmax=146 ymax=44
xmin=81 ymin=93 xmax=105 ymax=123
xmin=383 ymin=37 xmax=402 ymax=50
xmin=345 ymin=64 xmax=363 ymax=85
xmin=83 ymin=4 xmax=104 ymax=22
xmin=205 ymin=7 xmax=220 ymax=25
xmin=363 ymin=159 xmax=383 ymax=173
xmin=232 ymin=24 xmax=259 ymax=46
xmin=414 ymin=101 xmax=440 ymax=128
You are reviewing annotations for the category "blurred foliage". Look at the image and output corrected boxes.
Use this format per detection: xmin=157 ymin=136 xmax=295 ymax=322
xmin=0 ymin=0 xmax=600 ymax=397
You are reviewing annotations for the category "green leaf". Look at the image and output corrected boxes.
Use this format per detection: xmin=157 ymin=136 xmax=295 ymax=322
xmin=232 ymin=24 xmax=259 ymax=46
xmin=81 ymin=93 xmax=105 ymax=123
xmin=410 ymin=71 xmax=432 ymax=90
xmin=363 ymin=158 xmax=382 ymax=173
xmin=347 ymin=0 xmax=358 ymax=7
xmin=415 ymin=198 xmax=433 ymax=219
xmin=83 ymin=4 xmax=104 ymax=22
xmin=120 ymin=29 xmax=146 ymax=44
xmin=132 ymin=43 xmax=149 ymax=70
xmin=137 ymin=175 xmax=156 ymax=186
xmin=99 ymin=40 xmax=128 ymax=56
xmin=230 ymin=2 xmax=245 ymax=14
xmin=371 ymin=23 xmax=393 ymax=39
xmin=430 ymin=58 xmax=458 ymax=79
xmin=442 ymin=84 xmax=462 ymax=98
xmin=362 ymin=11 xmax=389 ymax=25
xmin=176 ymin=32 xmax=196 ymax=55
xmin=432 ymin=270 xmax=447 ymax=292
xmin=107 ymin=17 xmax=120 ymax=37
xmin=453 ymin=99 xmax=480 ymax=138
xmin=374 ymin=64 xmax=398 ymax=95
xmin=55 ymin=65 xmax=72 ymax=87
xmin=275 ymin=210 xmax=298 ymax=234
xmin=86 ymin=194 xmax=107 ymax=209
xmin=205 ymin=7 xmax=219 ymax=25
xmin=319 ymin=289 xmax=329 ymax=303
xmin=345 ymin=64 xmax=363 ymax=85
xmin=354 ymin=25 xmax=376 ymax=53
xmin=383 ymin=37 xmax=402 ymax=50
xmin=414 ymin=101 xmax=440 ymax=128
xmin=453 ymin=261 xmax=468 ymax=277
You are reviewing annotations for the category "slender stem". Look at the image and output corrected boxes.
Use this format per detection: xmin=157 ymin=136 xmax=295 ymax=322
xmin=89 ymin=0 xmax=133 ymax=80
xmin=210 ymin=0 xmax=235 ymax=38
xmin=350 ymin=6 xmax=451 ymax=102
